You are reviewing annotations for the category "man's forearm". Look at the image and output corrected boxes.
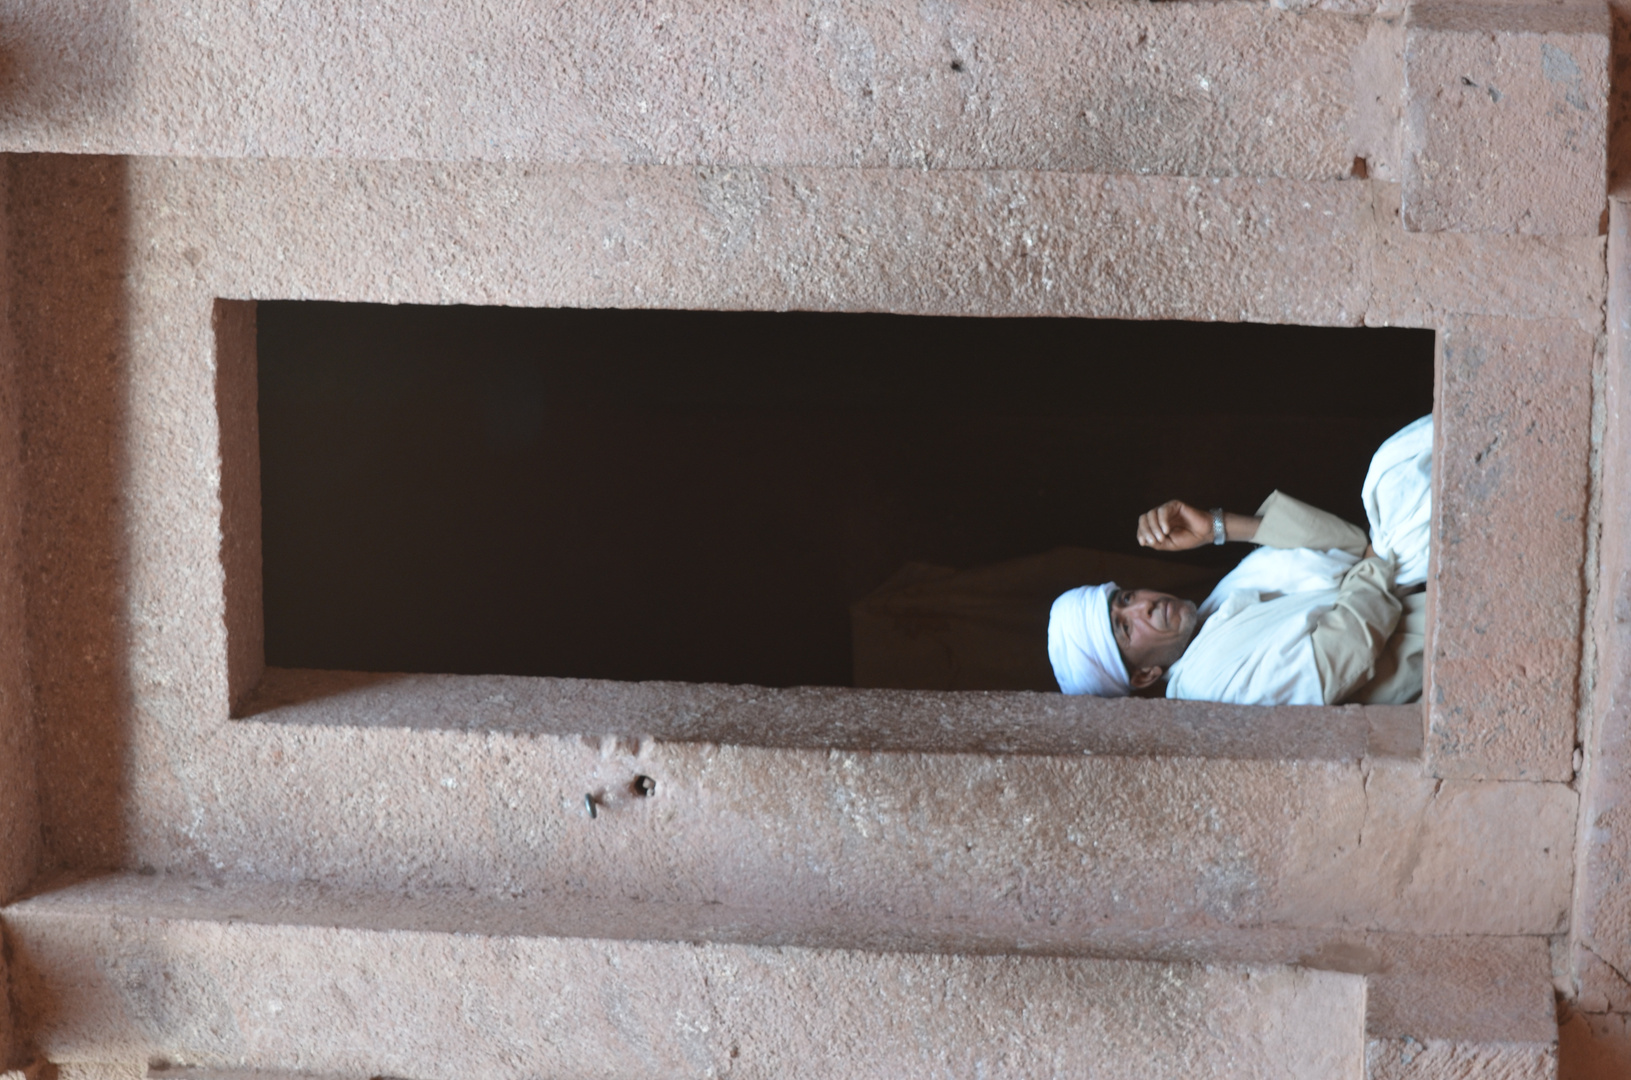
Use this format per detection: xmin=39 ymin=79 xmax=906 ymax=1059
xmin=1223 ymin=512 xmax=1260 ymax=543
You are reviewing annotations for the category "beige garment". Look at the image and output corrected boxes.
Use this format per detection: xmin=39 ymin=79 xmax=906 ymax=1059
xmin=1350 ymin=590 xmax=1425 ymax=704
xmin=1251 ymin=490 xmax=1424 ymax=705
xmin=1253 ymin=489 xmax=1369 ymax=555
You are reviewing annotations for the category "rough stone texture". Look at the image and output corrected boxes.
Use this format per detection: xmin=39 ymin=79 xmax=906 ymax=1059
xmin=1574 ymin=942 xmax=1631 ymax=1012
xmin=1366 ymin=1036 xmax=1557 ymax=1080
xmin=0 ymin=1 xmax=1379 ymax=182
xmin=1404 ymin=0 xmax=1611 ymax=235
xmin=1429 ymin=315 xmax=1596 ymax=780
xmin=1611 ymin=0 xmax=1631 ymax=197
xmin=0 ymin=151 xmax=1584 ymax=921
xmin=243 ymin=667 xmax=1423 ymax=763
xmin=5 ymin=873 xmax=1560 ymax=1048
xmin=0 ymin=0 xmax=1609 ymax=1074
xmin=52 ymin=1066 xmax=144 ymax=1080
xmin=0 ymin=149 xmax=34 ymax=909
xmin=10 ymin=156 xmax=131 ymax=873
xmin=1567 ymin=196 xmax=1631 ymax=1078
xmin=0 ymin=72 xmax=1609 ymax=1078
xmin=1560 ymin=1009 xmax=1631 ymax=1078
xmin=0 ymin=945 xmax=14 ymax=1075
xmin=115 ymin=158 xmax=1608 ymax=331
xmin=1367 ymin=182 xmax=1607 ymax=327
xmin=213 ymin=300 xmax=260 ymax=717
xmin=0 ymin=151 xmax=33 ymax=1075
xmin=110 ymin=723 xmax=1578 ymax=940
xmin=5 ymin=895 xmax=1367 ymax=1079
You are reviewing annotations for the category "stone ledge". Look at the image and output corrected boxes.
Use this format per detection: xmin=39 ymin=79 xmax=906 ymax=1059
xmin=241 ymin=667 xmax=1424 ymax=763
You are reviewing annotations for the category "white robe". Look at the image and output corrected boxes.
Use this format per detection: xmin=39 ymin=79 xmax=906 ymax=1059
xmin=1363 ymin=415 xmax=1433 ymax=587
xmin=1166 ymin=415 xmax=1433 ymax=706
xmin=1165 ymin=547 xmax=1356 ymax=706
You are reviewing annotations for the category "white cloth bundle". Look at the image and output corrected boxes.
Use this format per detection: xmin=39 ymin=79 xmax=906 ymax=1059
xmin=1363 ymin=415 xmax=1434 ymax=587
xmin=1047 ymin=583 xmax=1131 ymax=697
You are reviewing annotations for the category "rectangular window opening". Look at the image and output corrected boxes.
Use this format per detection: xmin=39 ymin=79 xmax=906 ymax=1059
xmin=251 ymin=302 xmax=1434 ymax=702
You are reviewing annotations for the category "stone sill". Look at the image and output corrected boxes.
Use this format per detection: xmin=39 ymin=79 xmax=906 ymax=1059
xmin=240 ymin=666 xmax=1423 ymax=763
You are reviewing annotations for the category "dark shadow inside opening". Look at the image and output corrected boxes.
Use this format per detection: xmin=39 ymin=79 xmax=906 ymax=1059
xmin=258 ymin=303 xmax=1433 ymax=688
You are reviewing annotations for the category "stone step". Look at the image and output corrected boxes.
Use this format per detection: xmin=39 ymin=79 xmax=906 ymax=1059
xmin=5 ymin=875 xmax=1366 ymax=1080
xmin=5 ymin=874 xmax=1558 ymax=1080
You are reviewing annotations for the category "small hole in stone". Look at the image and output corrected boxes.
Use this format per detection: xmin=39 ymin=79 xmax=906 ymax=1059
xmin=950 ymin=59 xmax=965 ymax=72
xmin=632 ymin=775 xmax=657 ymax=797
xmin=730 ymin=1046 xmax=741 ymax=1059
xmin=1350 ymin=156 xmax=1369 ymax=180
xmin=1460 ymin=75 xmax=1476 ymax=87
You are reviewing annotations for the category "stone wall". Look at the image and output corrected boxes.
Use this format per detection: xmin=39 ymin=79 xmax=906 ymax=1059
xmin=0 ymin=0 xmax=1622 ymax=1076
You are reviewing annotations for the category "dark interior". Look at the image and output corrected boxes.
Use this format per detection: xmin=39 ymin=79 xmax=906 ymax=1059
xmin=257 ymin=303 xmax=1435 ymax=687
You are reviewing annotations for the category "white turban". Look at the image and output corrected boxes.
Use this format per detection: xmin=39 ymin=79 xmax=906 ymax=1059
xmin=1048 ymin=583 xmax=1131 ymax=697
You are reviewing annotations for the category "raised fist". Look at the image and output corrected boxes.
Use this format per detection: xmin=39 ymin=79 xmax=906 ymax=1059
xmin=1137 ymin=500 xmax=1214 ymax=552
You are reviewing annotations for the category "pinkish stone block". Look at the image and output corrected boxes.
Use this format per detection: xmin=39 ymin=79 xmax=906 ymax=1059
xmin=5 ymin=887 xmax=1368 ymax=1079
xmin=1429 ymin=316 xmax=1594 ymax=780
xmin=1404 ymin=0 xmax=1610 ymax=235
xmin=1559 ymin=1009 xmax=1631 ymax=1079
xmin=1574 ymin=945 xmax=1631 ymax=1013
xmin=0 ymin=152 xmax=39 ymax=920
xmin=1367 ymin=181 xmax=1608 ymax=326
xmin=1574 ymin=198 xmax=1631 ymax=1009
xmin=8 ymin=155 xmax=132 ymax=872
xmin=213 ymin=300 xmax=261 ymax=716
xmin=0 ymin=2 xmax=1376 ymax=181
xmin=1366 ymin=1037 xmax=1556 ymax=1079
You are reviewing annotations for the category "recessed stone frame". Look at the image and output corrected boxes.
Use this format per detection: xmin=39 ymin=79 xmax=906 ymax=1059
xmin=213 ymin=323 xmax=1402 ymax=786
xmin=167 ymin=157 xmax=1598 ymax=797
xmin=215 ymin=296 xmax=1436 ymax=763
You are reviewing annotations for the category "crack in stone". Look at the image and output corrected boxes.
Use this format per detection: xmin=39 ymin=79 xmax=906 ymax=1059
xmin=692 ymin=945 xmax=738 ymax=1077
xmin=1583 ymin=941 xmax=1631 ymax=994
xmin=1357 ymin=761 xmax=1373 ymax=852
xmin=1394 ymin=779 xmax=1444 ymax=899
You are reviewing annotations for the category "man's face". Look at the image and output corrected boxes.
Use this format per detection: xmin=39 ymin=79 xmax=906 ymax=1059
xmin=1110 ymin=588 xmax=1200 ymax=688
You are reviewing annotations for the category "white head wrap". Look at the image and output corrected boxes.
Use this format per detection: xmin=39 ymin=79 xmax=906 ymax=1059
xmin=1048 ymin=583 xmax=1131 ymax=697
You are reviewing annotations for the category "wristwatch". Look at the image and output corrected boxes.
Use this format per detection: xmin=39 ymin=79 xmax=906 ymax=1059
xmin=1212 ymin=508 xmax=1226 ymax=545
